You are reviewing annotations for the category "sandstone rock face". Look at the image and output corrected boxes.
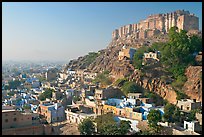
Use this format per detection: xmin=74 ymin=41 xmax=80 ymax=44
xmin=130 ymin=69 xmax=177 ymax=104
xmin=182 ymin=66 xmax=202 ymax=102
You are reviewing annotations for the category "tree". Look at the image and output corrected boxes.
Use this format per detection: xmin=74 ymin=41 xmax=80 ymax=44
xmin=186 ymin=109 xmax=201 ymax=121
xmin=101 ymin=123 xmax=121 ymax=135
xmin=133 ymin=46 xmax=148 ymax=69
xmin=78 ymin=118 xmax=95 ymax=135
xmin=163 ymin=103 xmax=179 ymax=123
xmin=119 ymin=120 xmax=131 ymax=135
xmin=94 ymin=113 xmax=115 ymax=134
xmin=147 ymin=110 xmax=162 ymax=133
xmin=94 ymin=114 xmax=131 ymax=135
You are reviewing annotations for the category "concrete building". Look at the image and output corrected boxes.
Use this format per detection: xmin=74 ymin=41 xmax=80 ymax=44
xmin=94 ymin=87 xmax=124 ymax=100
xmin=45 ymin=68 xmax=58 ymax=81
xmin=128 ymin=93 xmax=143 ymax=99
xmin=38 ymin=101 xmax=65 ymax=123
xmin=2 ymin=109 xmax=36 ymax=129
xmin=176 ymin=99 xmax=201 ymax=112
xmin=65 ymin=106 xmax=97 ymax=124
xmin=184 ymin=120 xmax=202 ymax=133
xmin=118 ymin=46 xmax=136 ymax=61
xmin=143 ymin=51 xmax=160 ymax=61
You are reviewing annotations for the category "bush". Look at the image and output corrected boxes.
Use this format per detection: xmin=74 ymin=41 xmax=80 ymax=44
xmin=84 ymin=52 xmax=99 ymax=66
xmin=175 ymin=90 xmax=188 ymax=100
xmin=121 ymin=81 xmax=143 ymax=95
xmin=114 ymin=78 xmax=128 ymax=87
xmin=171 ymin=75 xmax=187 ymax=89
xmin=93 ymin=70 xmax=112 ymax=86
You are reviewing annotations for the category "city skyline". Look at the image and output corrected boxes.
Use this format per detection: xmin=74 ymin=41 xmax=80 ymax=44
xmin=2 ymin=2 xmax=202 ymax=62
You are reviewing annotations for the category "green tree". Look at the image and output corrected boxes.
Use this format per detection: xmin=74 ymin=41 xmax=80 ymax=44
xmin=39 ymin=88 xmax=53 ymax=101
xmin=163 ymin=103 xmax=181 ymax=123
xmin=101 ymin=123 xmax=121 ymax=135
xmin=118 ymin=120 xmax=131 ymax=135
xmin=158 ymin=26 xmax=202 ymax=91
xmin=186 ymin=109 xmax=201 ymax=121
xmin=147 ymin=110 xmax=162 ymax=133
xmin=133 ymin=46 xmax=148 ymax=69
xmin=94 ymin=113 xmax=115 ymax=134
xmin=78 ymin=118 xmax=95 ymax=135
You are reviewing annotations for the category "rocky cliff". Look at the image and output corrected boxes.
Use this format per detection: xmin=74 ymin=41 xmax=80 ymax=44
xmin=182 ymin=66 xmax=202 ymax=102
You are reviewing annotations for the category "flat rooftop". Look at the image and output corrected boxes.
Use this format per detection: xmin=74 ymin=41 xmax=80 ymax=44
xmin=2 ymin=109 xmax=16 ymax=113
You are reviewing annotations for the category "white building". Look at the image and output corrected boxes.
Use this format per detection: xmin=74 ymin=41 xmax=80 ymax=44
xmin=184 ymin=120 xmax=202 ymax=133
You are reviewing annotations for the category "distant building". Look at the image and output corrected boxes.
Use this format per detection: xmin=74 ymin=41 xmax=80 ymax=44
xmin=176 ymin=99 xmax=201 ymax=112
xmin=143 ymin=51 xmax=160 ymax=61
xmin=118 ymin=46 xmax=136 ymax=61
xmin=45 ymin=68 xmax=58 ymax=81
xmin=24 ymin=78 xmax=40 ymax=89
xmin=128 ymin=93 xmax=143 ymax=99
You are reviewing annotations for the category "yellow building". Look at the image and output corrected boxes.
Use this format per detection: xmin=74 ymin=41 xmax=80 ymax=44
xmin=102 ymin=104 xmax=143 ymax=121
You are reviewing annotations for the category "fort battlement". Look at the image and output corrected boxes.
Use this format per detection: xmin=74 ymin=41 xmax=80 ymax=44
xmin=112 ymin=10 xmax=199 ymax=39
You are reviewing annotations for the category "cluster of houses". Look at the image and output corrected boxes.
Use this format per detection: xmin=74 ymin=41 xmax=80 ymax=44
xmin=2 ymin=60 xmax=202 ymax=135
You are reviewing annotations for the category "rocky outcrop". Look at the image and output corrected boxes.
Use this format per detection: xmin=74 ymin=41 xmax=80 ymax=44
xmin=130 ymin=69 xmax=177 ymax=104
xmin=182 ymin=66 xmax=202 ymax=102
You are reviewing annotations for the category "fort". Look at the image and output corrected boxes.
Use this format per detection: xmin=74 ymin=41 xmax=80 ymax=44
xmin=112 ymin=10 xmax=199 ymax=39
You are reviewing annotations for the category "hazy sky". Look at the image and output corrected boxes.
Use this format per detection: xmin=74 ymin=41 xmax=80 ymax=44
xmin=2 ymin=2 xmax=202 ymax=62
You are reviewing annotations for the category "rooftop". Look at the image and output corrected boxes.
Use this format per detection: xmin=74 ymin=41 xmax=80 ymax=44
xmin=2 ymin=109 xmax=16 ymax=113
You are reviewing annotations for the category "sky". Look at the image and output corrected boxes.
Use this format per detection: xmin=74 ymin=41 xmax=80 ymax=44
xmin=2 ymin=2 xmax=202 ymax=62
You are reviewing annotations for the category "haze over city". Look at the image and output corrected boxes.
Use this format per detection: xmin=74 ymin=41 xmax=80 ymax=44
xmin=2 ymin=2 xmax=202 ymax=62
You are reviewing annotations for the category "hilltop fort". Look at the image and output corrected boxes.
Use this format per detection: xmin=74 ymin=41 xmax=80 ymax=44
xmin=112 ymin=10 xmax=199 ymax=40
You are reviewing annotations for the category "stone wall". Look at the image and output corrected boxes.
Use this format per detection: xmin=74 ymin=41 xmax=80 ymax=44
xmin=2 ymin=124 xmax=52 ymax=135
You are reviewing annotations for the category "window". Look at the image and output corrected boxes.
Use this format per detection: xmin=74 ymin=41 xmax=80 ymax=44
xmin=13 ymin=118 xmax=17 ymax=122
xmin=5 ymin=114 xmax=8 ymax=116
xmin=13 ymin=113 xmax=16 ymax=115
xmin=5 ymin=119 xmax=8 ymax=123
xmin=119 ymin=110 xmax=121 ymax=115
